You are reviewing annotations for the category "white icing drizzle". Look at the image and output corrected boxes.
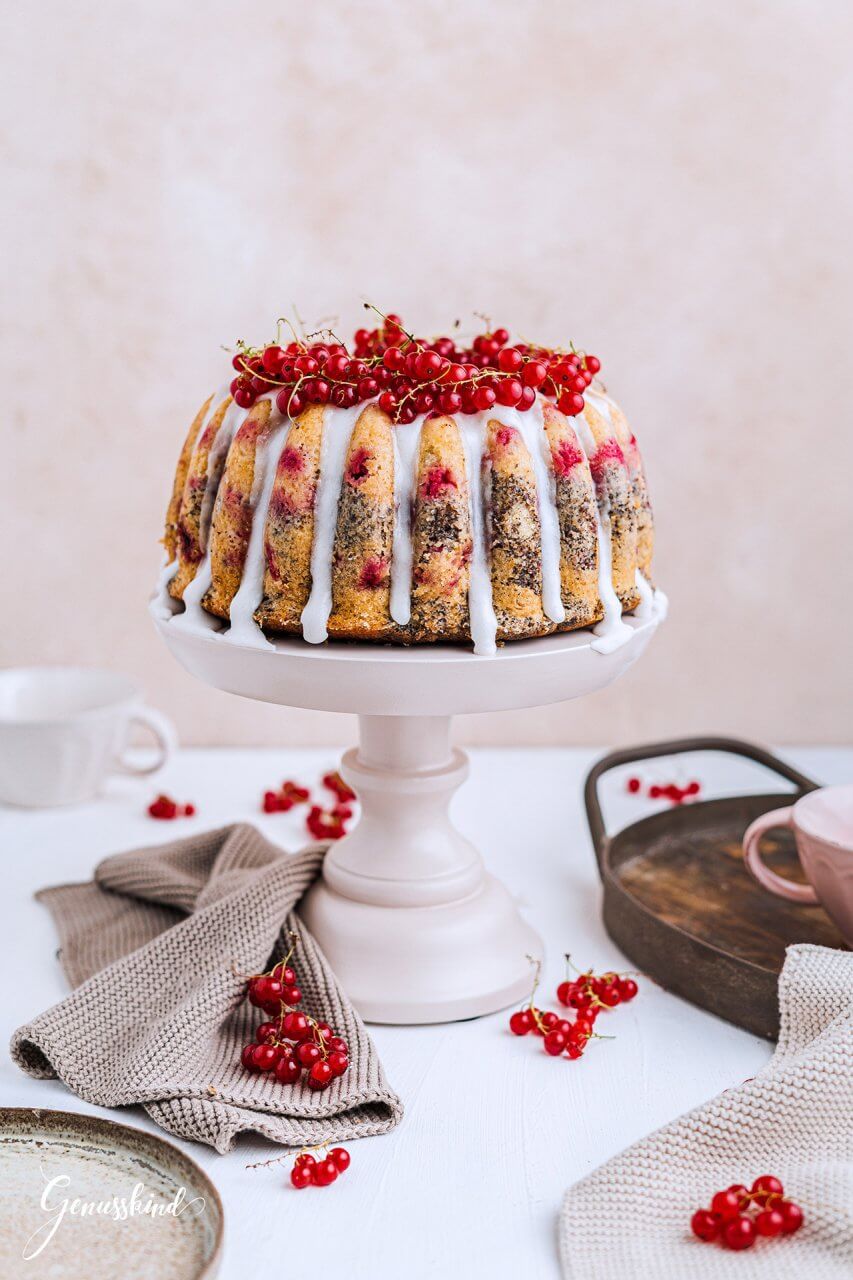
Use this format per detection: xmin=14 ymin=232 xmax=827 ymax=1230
xmin=389 ymin=414 xmax=425 ymax=626
xmin=224 ymin=406 xmax=289 ymax=649
xmin=151 ymin=553 xmax=179 ymax=621
xmin=634 ymin=568 xmax=656 ymax=620
xmin=585 ymin=388 xmax=615 ymax=424
xmin=300 ymin=404 xmax=363 ymax=644
xmin=200 ymin=397 xmax=243 ymax=552
xmin=457 ymin=413 xmax=499 ymax=656
xmin=572 ymin=410 xmax=634 ymax=654
xmin=493 ymin=400 xmax=566 ymax=625
xmin=170 ymin=551 xmax=218 ymax=633
xmin=170 ymin=393 xmax=253 ymax=636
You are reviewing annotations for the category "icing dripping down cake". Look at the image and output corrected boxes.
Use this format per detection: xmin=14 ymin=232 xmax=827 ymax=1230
xmin=155 ymin=314 xmax=665 ymax=656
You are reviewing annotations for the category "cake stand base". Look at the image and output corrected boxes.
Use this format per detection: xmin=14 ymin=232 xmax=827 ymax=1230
xmin=152 ymin=610 xmax=659 ymax=1023
xmin=299 ymin=714 xmax=541 ymax=1022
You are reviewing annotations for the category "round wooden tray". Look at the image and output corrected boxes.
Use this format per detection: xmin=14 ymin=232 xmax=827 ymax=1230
xmin=584 ymin=736 xmax=847 ymax=1040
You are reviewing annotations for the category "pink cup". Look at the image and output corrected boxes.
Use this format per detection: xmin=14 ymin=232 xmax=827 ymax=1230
xmin=742 ymin=784 xmax=853 ymax=944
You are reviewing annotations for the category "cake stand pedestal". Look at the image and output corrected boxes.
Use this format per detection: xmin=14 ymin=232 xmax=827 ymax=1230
xmin=153 ymin=611 xmax=658 ymax=1022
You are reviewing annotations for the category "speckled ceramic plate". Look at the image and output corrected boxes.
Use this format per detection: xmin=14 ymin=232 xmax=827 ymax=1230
xmin=0 ymin=1108 xmax=223 ymax=1279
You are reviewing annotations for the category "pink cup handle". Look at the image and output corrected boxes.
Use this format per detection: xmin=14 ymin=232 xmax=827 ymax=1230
xmin=742 ymin=806 xmax=819 ymax=904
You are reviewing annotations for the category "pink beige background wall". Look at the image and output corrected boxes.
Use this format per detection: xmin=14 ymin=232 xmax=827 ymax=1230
xmin=3 ymin=2 xmax=852 ymax=746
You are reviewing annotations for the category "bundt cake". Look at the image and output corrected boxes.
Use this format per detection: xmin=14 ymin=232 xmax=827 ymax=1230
xmin=154 ymin=311 xmax=665 ymax=656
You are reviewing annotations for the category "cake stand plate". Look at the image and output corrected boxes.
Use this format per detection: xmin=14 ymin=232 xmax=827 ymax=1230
xmin=153 ymin=611 xmax=658 ymax=1022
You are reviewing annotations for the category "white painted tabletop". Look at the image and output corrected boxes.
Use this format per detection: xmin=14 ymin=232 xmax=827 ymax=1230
xmin=2 ymin=743 xmax=850 ymax=1279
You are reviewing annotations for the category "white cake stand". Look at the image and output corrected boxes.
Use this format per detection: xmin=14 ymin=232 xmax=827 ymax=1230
xmin=152 ymin=607 xmax=658 ymax=1023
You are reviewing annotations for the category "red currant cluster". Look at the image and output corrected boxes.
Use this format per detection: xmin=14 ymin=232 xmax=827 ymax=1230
xmin=262 ymin=779 xmax=310 ymax=814
xmin=306 ymin=803 xmax=352 ymax=841
xmin=626 ymin=776 xmax=702 ymax=805
xmin=260 ymin=770 xmax=358 ymax=840
xmin=508 ymin=959 xmax=638 ymax=1061
xmin=229 ymin=307 xmax=601 ymax=425
xmin=147 ymin=793 xmax=196 ymax=820
xmin=239 ymin=945 xmax=350 ymax=1092
xmin=290 ymin=1145 xmax=351 ymax=1190
xmin=691 ymin=1176 xmax=804 ymax=1250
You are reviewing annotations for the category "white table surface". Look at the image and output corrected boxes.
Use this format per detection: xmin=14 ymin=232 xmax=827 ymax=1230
xmin=2 ymin=743 xmax=850 ymax=1279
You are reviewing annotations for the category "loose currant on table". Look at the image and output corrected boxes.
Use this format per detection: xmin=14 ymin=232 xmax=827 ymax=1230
xmin=690 ymin=1176 xmax=804 ymax=1249
xmin=625 ymin=775 xmax=702 ymax=805
xmin=262 ymin=779 xmax=311 ymax=814
xmin=238 ymin=933 xmax=350 ymax=1091
xmin=508 ymin=956 xmax=634 ymax=1061
xmin=147 ymin=793 xmax=196 ymax=819
xmin=290 ymin=1145 xmax=351 ymax=1190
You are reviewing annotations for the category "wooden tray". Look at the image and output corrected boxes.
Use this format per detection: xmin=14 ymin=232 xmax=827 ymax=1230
xmin=584 ymin=736 xmax=848 ymax=1040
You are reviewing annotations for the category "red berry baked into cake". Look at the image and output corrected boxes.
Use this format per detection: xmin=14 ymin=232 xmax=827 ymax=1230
xmin=155 ymin=309 xmax=665 ymax=655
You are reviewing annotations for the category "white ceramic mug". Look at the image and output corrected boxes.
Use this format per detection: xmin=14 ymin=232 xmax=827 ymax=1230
xmin=0 ymin=667 xmax=176 ymax=807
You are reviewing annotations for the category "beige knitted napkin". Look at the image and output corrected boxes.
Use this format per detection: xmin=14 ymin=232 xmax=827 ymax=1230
xmin=11 ymin=823 xmax=402 ymax=1154
xmin=560 ymin=944 xmax=853 ymax=1278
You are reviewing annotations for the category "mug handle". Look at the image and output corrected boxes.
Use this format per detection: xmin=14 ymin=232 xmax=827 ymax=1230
xmin=115 ymin=707 xmax=177 ymax=777
xmin=742 ymin=806 xmax=819 ymax=904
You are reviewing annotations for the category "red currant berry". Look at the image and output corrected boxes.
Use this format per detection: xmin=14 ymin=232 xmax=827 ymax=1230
xmin=308 ymin=1060 xmax=334 ymax=1090
xmin=439 ymin=389 xmax=462 ymax=415
xmin=498 ymin=347 xmax=523 ymax=372
xmin=312 ymin=1156 xmax=338 ymax=1186
xmin=711 ymin=1189 xmax=743 ymax=1222
xmin=378 ymin=390 xmax=396 ymax=415
xmin=233 ymin=384 xmax=256 ymax=409
xmin=543 ymin=1030 xmax=567 ymax=1056
xmin=557 ymin=391 xmax=585 ymax=417
xmin=295 ymin=354 xmax=318 ymax=376
xmin=327 ymin=1050 xmax=349 ymax=1077
xmin=327 ymin=1036 xmax=349 ymax=1055
xmin=755 ymin=1208 xmax=785 ymax=1237
xmin=329 ymin=1147 xmax=350 ymax=1173
xmin=617 ymin=978 xmax=639 ymax=1002
xmin=282 ymin=985 xmax=301 ymax=1006
xmin=509 ymin=1010 xmax=533 ymax=1036
xmin=522 ymin=361 xmax=548 ymax=388
xmin=282 ymin=1011 xmax=309 ymax=1040
xmin=556 ymin=981 xmax=575 ymax=1007
xmin=599 ymin=985 xmax=622 ymax=1008
xmin=291 ymin=1163 xmax=313 ymax=1189
xmin=256 ymin=1021 xmax=278 ymax=1044
xmin=251 ymin=1043 xmax=278 ymax=1072
xmin=446 ymin=363 xmax=468 ymax=383
xmin=274 ymin=1056 xmax=301 ymax=1085
xmin=751 ymin=1175 xmax=784 ymax=1200
xmin=493 ymin=328 xmax=509 ymax=346
xmin=474 ymin=386 xmax=496 ymax=411
xmin=496 ymin=377 xmax=523 ymax=407
xmin=241 ymin=1044 xmax=258 ymax=1071
xmin=262 ymin=345 xmax=284 ymax=374
xmin=297 ymin=1041 xmax=322 ymax=1068
xmin=565 ymin=1042 xmax=584 ymax=1060
xmin=779 ymin=1201 xmax=804 ymax=1234
xmin=585 ymin=355 xmax=601 ymax=375
xmin=722 ymin=1215 xmax=756 ymax=1250
xmin=690 ymin=1209 xmax=720 ymax=1242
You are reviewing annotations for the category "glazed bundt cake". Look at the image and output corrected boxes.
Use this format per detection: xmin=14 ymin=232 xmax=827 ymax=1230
xmin=155 ymin=311 xmax=664 ymax=656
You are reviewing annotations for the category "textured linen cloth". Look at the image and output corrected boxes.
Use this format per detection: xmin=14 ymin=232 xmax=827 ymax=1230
xmin=560 ymin=944 xmax=853 ymax=1278
xmin=11 ymin=823 xmax=403 ymax=1153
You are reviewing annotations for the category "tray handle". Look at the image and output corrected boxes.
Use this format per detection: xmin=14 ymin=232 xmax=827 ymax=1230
xmin=584 ymin=736 xmax=819 ymax=872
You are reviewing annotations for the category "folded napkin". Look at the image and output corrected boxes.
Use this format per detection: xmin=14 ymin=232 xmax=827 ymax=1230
xmin=560 ymin=944 xmax=853 ymax=1278
xmin=11 ymin=824 xmax=403 ymax=1153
